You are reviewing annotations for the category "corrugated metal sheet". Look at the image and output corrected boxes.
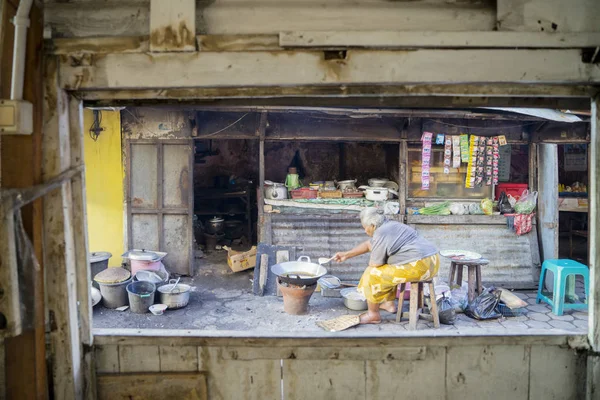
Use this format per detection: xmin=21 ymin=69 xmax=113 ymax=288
xmin=270 ymin=214 xmax=540 ymax=288
xmin=413 ymin=224 xmax=541 ymax=289
xmin=270 ymin=214 xmax=370 ymax=280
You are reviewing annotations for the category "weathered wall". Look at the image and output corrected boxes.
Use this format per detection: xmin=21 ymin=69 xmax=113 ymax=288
xmin=83 ymin=109 xmax=125 ymax=266
xmin=194 ymin=139 xmax=259 ymax=188
xmin=93 ymin=337 xmax=587 ymax=400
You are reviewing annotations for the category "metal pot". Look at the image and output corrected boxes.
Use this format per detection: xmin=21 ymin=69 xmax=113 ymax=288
xmin=368 ymin=178 xmax=389 ymax=187
xmin=264 ymin=181 xmax=288 ymax=200
xmin=361 ymin=186 xmax=389 ymax=201
xmin=158 ymin=279 xmax=191 ymax=309
xmin=336 ymin=179 xmax=357 ymax=191
xmin=341 ymin=287 xmax=368 ymax=311
xmin=207 ymin=216 xmax=224 ymax=234
xmin=271 ymin=256 xmax=328 ymax=286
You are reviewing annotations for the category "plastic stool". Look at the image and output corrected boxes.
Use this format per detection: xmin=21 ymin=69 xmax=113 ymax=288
xmin=536 ymin=259 xmax=589 ymax=316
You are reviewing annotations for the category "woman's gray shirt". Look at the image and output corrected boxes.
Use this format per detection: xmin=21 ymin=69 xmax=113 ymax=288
xmin=369 ymin=220 xmax=438 ymax=266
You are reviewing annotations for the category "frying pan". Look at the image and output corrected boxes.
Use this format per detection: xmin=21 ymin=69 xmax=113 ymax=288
xmin=271 ymin=256 xmax=328 ymax=286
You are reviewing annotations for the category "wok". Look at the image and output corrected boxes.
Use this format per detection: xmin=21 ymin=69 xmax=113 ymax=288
xmin=271 ymin=256 xmax=328 ymax=286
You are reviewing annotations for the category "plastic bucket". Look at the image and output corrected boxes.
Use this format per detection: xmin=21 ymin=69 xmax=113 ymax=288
xmin=126 ymin=281 xmax=156 ymax=314
xmin=98 ymin=277 xmax=132 ymax=309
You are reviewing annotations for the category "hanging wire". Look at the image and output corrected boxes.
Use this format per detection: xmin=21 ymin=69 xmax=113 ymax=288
xmin=424 ymin=119 xmax=542 ymax=131
xmin=88 ymin=110 xmax=103 ymax=141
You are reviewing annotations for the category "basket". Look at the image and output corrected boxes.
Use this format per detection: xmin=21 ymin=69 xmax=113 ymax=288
xmin=290 ymin=188 xmax=318 ymax=199
xmin=497 ymin=303 xmax=527 ymax=317
xmin=342 ymin=191 xmax=364 ymax=198
xmin=319 ymin=190 xmax=342 ymax=199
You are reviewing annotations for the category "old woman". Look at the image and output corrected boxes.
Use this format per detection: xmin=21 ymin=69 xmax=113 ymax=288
xmin=334 ymin=207 xmax=439 ymax=324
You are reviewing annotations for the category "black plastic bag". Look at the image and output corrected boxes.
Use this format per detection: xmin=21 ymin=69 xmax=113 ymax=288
xmin=464 ymin=288 xmax=502 ymax=320
xmin=498 ymin=191 xmax=514 ymax=214
xmin=436 ymin=293 xmax=456 ymax=325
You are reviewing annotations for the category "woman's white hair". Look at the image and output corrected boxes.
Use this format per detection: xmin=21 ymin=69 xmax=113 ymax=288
xmin=360 ymin=207 xmax=386 ymax=229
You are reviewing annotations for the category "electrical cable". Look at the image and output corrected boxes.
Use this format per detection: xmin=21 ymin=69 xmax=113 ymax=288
xmin=89 ymin=110 xmax=103 ymax=141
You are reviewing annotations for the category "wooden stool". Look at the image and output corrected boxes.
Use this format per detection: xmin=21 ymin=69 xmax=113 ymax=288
xmin=448 ymin=259 xmax=489 ymax=302
xmin=395 ymin=280 xmax=440 ymax=330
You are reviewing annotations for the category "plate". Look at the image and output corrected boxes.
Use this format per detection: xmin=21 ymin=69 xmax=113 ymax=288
xmin=439 ymin=250 xmax=482 ymax=261
xmin=383 ymin=181 xmax=399 ymax=191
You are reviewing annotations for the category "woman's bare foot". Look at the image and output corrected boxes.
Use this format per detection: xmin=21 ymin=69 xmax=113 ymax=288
xmin=359 ymin=311 xmax=382 ymax=324
xmin=379 ymin=301 xmax=397 ymax=313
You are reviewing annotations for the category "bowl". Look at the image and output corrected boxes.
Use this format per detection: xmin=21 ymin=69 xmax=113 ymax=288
xmin=149 ymin=304 xmax=168 ymax=315
xmin=340 ymin=287 xmax=368 ymax=311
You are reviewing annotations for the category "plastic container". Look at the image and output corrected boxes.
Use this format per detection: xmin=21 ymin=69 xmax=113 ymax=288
xmin=98 ymin=277 xmax=132 ymax=309
xmin=290 ymin=188 xmax=318 ymax=199
xmin=89 ymin=252 xmax=111 ymax=289
xmin=495 ymin=183 xmax=528 ymax=201
xmin=134 ymin=269 xmax=169 ymax=302
xmin=126 ymin=281 xmax=156 ymax=314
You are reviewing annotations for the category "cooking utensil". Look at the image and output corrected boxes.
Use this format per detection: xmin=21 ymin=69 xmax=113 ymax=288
xmin=336 ymin=179 xmax=357 ymax=191
xmin=169 ymin=277 xmax=181 ymax=293
xmin=340 ymin=287 xmax=368 ymax=311
xmin=158 ymin=279 xmax=191 ymax=309
xmin=271 ymin=256 xmax=328 ymax=286
xmin=149 ymin=304 xmax=168 ymax=315
xmin=264 ymin=182 xmax=288 ymax=200
xmin=90 ymin=286 xmax=102 ymax=307
xmin=439 ymin=250 xmax=482 ymax=261
xmin=207 ymin=216 xmax=225 ymax=234
xmin=121 ymin=249 xmax=167 ymax=261
xmin=383 ymin=181 xmax=400 ymax=191
xmin=360 ymin=186 xmax=389 ymax=201
xmin=318 ymin=256 xmax=335 ymax=265
xmin=368 ymin=178 xmax=389 ymax=187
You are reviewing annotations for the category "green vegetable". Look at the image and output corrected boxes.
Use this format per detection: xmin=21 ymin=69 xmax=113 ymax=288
xmin=418 ymin=201 xmax=451 ymax=215
xmin=514 ymin=202 xmax=535 ymax=214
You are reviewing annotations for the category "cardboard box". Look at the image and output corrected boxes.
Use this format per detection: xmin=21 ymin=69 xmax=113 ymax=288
xmin=224 ymin=246 xmax=257 ymax=272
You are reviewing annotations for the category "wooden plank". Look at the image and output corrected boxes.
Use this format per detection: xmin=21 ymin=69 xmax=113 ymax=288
xmin=92 ymin=331 xmax=583 ymax=348
xmin=530 ymin=345 xmax=586 ymax=399
xmin=0 ymin=200 xmax=22 ymax=337
xmin=283 ymin=359 xmax=365 ymax=400
xmin=537 ymin=143 xmax=559 ymax=262
xmin=220 ymin=346 xmax=426 ymax=361
xmin=150 ymin=0 xmax=195 ymax=52
xmin=42 ymin=56 xmax=85 ymax=400
xmin=446 ymin=345 xmax=529 ymax=400
xmin=118 ymin=345 xmax=160 ymax=373
xmin=280 ymin=30 xmax=600 ymax=48
xmin=590 ymin=97 xmax=600 ymax=352
xmin=366 ymin=347 xmax=445 ymax=399
xmin=58 ymin=49 xmax=600 ymax=91
xmin=587 ymin=354 xmax=600 ymax=400
xmin=399 ymin=141 xmax=407 ymax=216
xmin=95 ymin=345 xmax=119 ymax=373
xmin=159 ymin=346 xmax=199 ymax=372
xmin=257 ymin=112 xmax=267 ymax=243
xmin=47 ymin=36 xmax=149 ymax=54
xmin=96 ymin=373 xmax=207 ymax=400
xmin=258 ymin=254 xmax=269 ymax=295
xmin=204 ymin=347 xmax=280 ymax=400
xmin=406 ymin=215 xmax=508 ymax=225
xmin=78 ymin=85 xmax=596 ymax=104
xmin=197 ymin=34 xmax=281 ymax=51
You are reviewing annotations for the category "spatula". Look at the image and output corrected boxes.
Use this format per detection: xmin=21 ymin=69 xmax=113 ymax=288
xmin=318 ymin=256 xmax=335 ymax=265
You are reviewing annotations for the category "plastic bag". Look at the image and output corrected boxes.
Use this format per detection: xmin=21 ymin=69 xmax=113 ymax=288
xmin=514 ymin=190 xmax=538 ymax=214
xmin=481 ymin=198 xmax=493 ymax=215
xmin=498 ymin=192 xmax=514 ymax=214
xmin=507 ymin=194 xmax=517 ymax=207
xmin=468 ymin=202 xmax=484 ymax=215
xmin=464 ymin=288 xmax=502 ymax=320
xmin=449 ymin=283 xmax=469 ymax=312
xmin=449 ymin=203 xmax=467 ymax=215
xmin=436 ymin=293 xmax=456 ymax=325
xmin=514 ymin=213 xmax=534 ymax=235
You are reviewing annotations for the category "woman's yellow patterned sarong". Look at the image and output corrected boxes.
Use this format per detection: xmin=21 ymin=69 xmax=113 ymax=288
xmin=357 ymin=254 xmax=440 ymax=303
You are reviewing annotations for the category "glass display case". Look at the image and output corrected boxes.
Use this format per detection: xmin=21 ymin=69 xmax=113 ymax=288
xmin=407 ymin=146 xmax=493 ymax=199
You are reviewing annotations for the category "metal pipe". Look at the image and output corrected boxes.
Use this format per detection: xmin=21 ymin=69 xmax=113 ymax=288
xmin=10 ymin=0 xmax=34 ymax=100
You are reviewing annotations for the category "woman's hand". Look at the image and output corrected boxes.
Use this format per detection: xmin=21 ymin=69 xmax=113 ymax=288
xmin=333 ymin=252 xmax=349 ymax=263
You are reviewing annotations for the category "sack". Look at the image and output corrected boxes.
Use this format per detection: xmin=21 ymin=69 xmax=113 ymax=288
xmin=514 ymin=213 xmax=534 ymax=235
xmin=468 ymin=202 xmax=484 ymax=215
xmin=498 ymin=192 xmax=514 ymax=214
xmin=436 ymin=293 xmax=456 ymax=325
xmin=464 ymin=288 xmax=502 ymax=320
xmin=514 ymin=190 xmax=538 ymax=214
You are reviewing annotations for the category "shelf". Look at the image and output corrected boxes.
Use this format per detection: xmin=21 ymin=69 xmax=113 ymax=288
xmin=196 ymin=189 xmax=249 ymax=200
xmin=194 ymin=211 xmax=247 ymax=216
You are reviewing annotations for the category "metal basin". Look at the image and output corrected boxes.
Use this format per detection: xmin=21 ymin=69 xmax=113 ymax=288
xmin=271 ymin=256 xmax=328 ymax=286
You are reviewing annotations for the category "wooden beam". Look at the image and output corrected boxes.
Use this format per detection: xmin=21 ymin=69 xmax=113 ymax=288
xmin=280 ymin=31 xmax=600 ymax=49
xmin=149 ymin=0 xmax=195 ymax=52
xmin=590 ymin=96 xmax=600 ymax=352
xmin=59 ymin=49 xmax=600 ymax=91
xmin=47 ymin=36 xmax=149 ymax=55
xmin=197 ymin=35 xmax=281 ymax=52
xmin=42 ymin=57 xmax=86 ymax=400
xmin=0 ymin=200 xmax=22 ymax=337
xmin=257 ymin=111 xmax=267 ymax=243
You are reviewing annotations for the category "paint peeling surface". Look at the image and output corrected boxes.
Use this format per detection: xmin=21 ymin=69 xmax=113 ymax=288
xmin=122 ymin=108 xmax=193 ymax=139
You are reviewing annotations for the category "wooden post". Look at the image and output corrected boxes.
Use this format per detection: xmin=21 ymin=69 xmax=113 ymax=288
xmin=43 ymin=56 xmax=91 ymax=400
xmin=589 ymin=97 xmax=600 ymax=352
xmin=257 ymin=112 xmax=267 ymax=243
xmin=399 ymin=141 xmax=407 ymax=217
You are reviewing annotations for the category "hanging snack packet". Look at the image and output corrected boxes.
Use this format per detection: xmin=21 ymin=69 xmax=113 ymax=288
xmin=460 ymin=134 xmax=470 ymax=163
xmin=452 ymin=135 xmax=461 ymax=168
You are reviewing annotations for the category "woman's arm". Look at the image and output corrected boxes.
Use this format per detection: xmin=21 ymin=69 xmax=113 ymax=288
xmin=333 ymin=240 xmax=371 ymax=262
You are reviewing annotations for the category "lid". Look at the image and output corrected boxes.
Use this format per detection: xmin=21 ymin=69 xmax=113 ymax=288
xmin=135 ymin=270 xmax=164 ymax=284
xmin=90 ymin=251 xmax=112 ymax=263
xmin=127 ymin=249 xmax=160 ymax=261
xmin=209 ymin=216 xmax=224 ymax=223
xmin=94 ymin=267 xmax=131 ymax=284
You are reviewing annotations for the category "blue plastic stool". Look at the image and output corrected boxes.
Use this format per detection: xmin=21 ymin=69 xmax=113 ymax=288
xmin=536 ymin=259 xmax=589 ymax=316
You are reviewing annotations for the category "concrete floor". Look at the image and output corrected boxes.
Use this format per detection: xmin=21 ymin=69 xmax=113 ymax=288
xmin=93 ymin=250 xmax=588 ymax=336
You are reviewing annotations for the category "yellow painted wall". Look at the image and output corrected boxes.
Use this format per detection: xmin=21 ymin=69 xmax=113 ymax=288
xmin=83 ymin=109 xmax=124 ymax=267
